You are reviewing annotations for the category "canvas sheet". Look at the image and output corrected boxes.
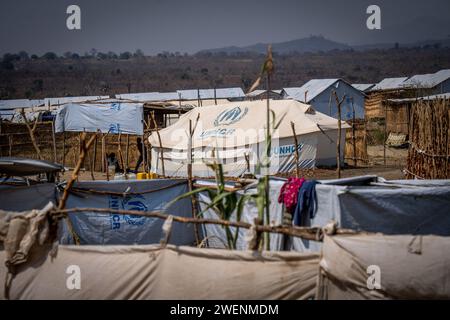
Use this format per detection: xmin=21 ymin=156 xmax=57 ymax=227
xmin=0 ymin=244 xmax=319 ymax=300
xmin=58 ymin=179 xmax=197 ymax=245
xmin=317 ymin=234 xmax=450 ymax=299
xmin=55 ymin=102 xmax=143 ymax=134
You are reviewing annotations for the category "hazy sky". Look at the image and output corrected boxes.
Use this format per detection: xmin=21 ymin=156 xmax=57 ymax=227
xmin=1 ymin=0 xmax=450 ymax=55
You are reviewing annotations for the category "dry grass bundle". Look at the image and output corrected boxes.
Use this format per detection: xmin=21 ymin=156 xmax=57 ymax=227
xmin=406 ymin=98 xmax=450 ymax=179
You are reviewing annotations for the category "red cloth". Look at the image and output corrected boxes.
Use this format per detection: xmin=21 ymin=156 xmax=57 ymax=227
xmin=278 ymin=177 xmax=305 ymax=213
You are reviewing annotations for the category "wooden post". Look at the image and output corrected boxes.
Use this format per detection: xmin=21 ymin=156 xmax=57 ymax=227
xmin=264 ymin=73 xmax=271 ymax=251
xmin=150 ymin=111 xmax=165 ymax=176
xmin=8 ymin=134 xmax=12 ymax=157
xmin=197 ymin=88 xmax=201 ymax=107
xmin=58 ymin=132 xmax=98 ymax=244
xmin=20 ymin=110 xmax=42 ymax=159
xmin=290 ymin=121 xmax=300 ymax=178
xmin=141 ymin=134 xmax=147 ymax=173
xmin=101 ymin=134 xmax=106 ymax=173
xmin=125 ymin=134 xmax=130 ymax=170
xmin=62 ymin=132 xmax=66 ymax=167
xmin=214 ymin=87 xmax=217 ymax=105
xmin=351 ymin=98 xmax=357 ymax=167
xmin=118 ymin=133 xmax=125 ymax=174
xmin=188 ymin=119 xmax=200 ymax=245
xmin=93 ymin=135 xmax=98 ymax=172
xmin=384 ymin=102 xmax=387 ymax=166
xmin=51 ymin=120 xmax=57 ymax=163
xmin=333 ymin=91 xmax=346 ymax=179
xmin=87 ymin=134 xmax=95 ymax=180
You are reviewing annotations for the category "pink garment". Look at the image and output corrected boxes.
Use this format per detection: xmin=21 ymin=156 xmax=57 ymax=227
xmin=278 ymin=177 xmax=305 ymax=213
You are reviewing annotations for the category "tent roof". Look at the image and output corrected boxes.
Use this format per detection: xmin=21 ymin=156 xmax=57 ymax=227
xmin=149 ymin=99 xmax=348 ymax=149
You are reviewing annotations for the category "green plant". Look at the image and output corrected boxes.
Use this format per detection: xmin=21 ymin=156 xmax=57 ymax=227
xmin=167 ymin=160 xmax=253 ymax=249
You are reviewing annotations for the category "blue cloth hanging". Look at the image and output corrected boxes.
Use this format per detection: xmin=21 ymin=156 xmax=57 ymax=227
xmin=293 ymin=180 xmax=318 ymax=226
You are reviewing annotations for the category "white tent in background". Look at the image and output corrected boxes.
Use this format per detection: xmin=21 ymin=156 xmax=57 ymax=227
xmin=149 ymin=99 xmax=349 ymax=177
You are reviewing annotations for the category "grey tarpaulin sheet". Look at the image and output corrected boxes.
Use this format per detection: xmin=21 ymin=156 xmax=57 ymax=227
xmin=317 ymin=234 xmax=450 ymax=299
xmin=0 ymin=183 xmax=57 ymax=211
xmin=291 ymin=176 xmax=450 ymax=252
xmin=55 ymin=102 xmax=144 ymax=135
xmin=58 ymin=179 xmax=198 ymax=245
xmin=199 ymin=179 xmax=285 ymax=250
xmin=0 ymin=244 xmax=319 ymax=300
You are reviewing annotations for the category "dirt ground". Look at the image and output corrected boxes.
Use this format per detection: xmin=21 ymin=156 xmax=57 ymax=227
xmin=60 ymin=144 xmax=408 ymax=182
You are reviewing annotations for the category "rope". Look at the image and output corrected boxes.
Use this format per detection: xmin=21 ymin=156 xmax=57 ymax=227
xmin=408 ymin=141 xmax=450 ymax=159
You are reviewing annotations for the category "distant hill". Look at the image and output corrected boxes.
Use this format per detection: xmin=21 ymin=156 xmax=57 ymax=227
xmin=198 ymin=35 xmax=352 ymax=54
xmin=199 ymin=35 xmax=450 ymax=55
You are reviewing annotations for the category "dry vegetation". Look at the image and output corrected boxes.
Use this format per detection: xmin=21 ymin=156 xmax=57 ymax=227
xmin=1 ymin=47 xmax=450 ymax=99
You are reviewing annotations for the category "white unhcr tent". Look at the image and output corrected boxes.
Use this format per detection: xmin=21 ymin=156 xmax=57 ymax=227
xmin=149 ymin=99 xmax=349 ymax=177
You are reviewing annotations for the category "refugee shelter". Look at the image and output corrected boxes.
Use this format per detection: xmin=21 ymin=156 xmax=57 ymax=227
xmin=281 ymin=79 xmax=365 ymax=120
xmin=148 ymin=99 xmax=349 ymax=177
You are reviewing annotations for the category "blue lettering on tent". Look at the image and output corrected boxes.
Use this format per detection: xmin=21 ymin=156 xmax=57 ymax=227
xmin=109 ymin=194 xmax=148 ymax=230
xmin=272 ymin=144 xmax=303 ymax=156
xmin=110 ymin=103 xmax=121 ymax=111
xmin=109 ymin=123 xmax=121 ymax=133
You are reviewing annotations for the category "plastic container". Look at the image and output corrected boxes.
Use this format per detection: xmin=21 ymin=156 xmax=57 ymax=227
xmin=136 ymin=172 xmax=147 ymax=180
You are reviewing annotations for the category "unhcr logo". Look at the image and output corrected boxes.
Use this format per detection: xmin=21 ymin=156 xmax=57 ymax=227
xmin=214 ymin=106 xmax=248 ymax=126
xmin=109 ymin=194 xmax=148 ymax=229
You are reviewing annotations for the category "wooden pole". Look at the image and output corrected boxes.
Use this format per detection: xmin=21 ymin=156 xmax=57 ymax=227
xmin=333 ymin=91 xmax=346 ymax=179
xmin=384 ymin=102 xmax=387 ymax=166
xmin=290 ymin=121 xmax=300 ymax=178
xmin=264 ymin=73 xmax=271 ymax=251
xmin=141 ymin=134 xmax=147 ymax=173
xmin=93 ymin=135 xmax=97 ymax=172
xmin=58 ymin=132 xmax=98 ymax=244
xmin=352 ymin=98 xmax=357 ymax=167
xmin=62 ymin=131 xmax=66 ymax=167
xmin=150 ymin=111 xmax=165 ymax=176
xmin=214 ymin=87 xmax=217 ymax=105
xmin=118 ymin=133 xmax=125 ymax=174
xmin=8 ymin=134 xmax=12 ymax=157
xmin=87 ymin=134 xmax=95 ymax=180
xmin=101 ymin=134 xmax=106 ymax=173
xmin=51 ymin=120 xmax=57 ymax=163
xmin=125 ymin=134 xmax=130 ymax=170
xmin=188 ymin=119 xmax=201 ymax=245
xmin=20 ymin=110 xmax=42 ymax=160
